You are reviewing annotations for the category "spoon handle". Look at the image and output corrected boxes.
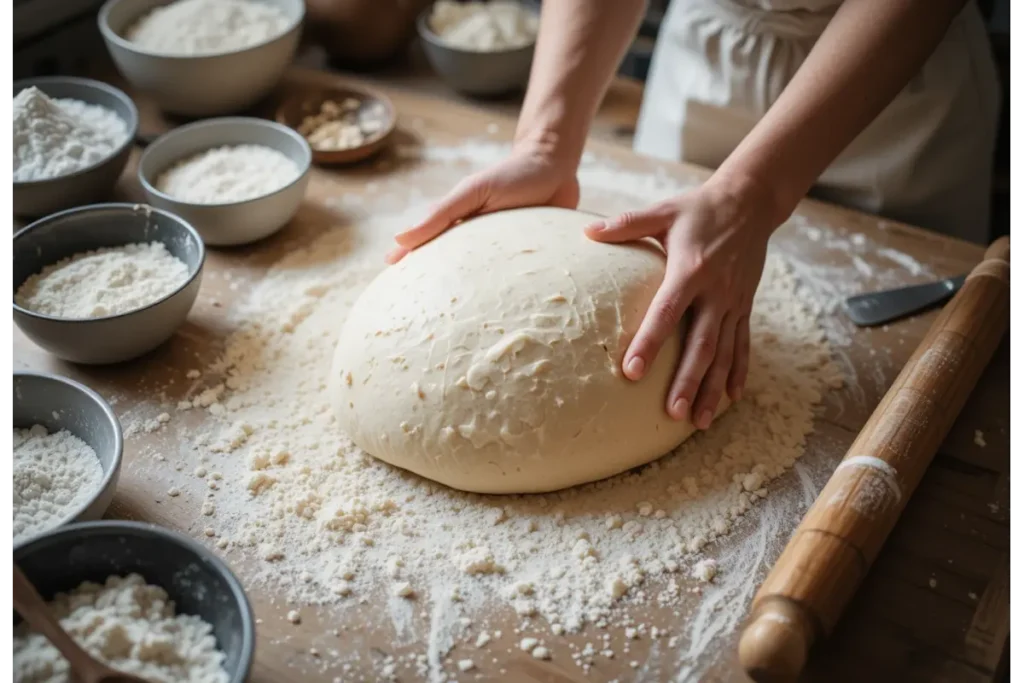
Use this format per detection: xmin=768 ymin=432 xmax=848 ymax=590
xmin=13 ymin=565 xmax=103 ymax=681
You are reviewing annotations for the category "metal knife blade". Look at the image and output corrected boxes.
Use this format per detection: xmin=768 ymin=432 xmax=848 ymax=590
xmin=843 ymin=274 xmax=966 ymax=327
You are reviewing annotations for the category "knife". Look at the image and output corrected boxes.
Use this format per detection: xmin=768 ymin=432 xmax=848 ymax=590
xmin=843 ymin=274 xmax=966 ymax=327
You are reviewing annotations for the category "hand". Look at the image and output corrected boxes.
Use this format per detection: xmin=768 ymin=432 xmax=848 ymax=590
xmin=387 ymin=139 xmax=580 ymax=263
xmin=584 ymin=173 xmax=780 ymax=429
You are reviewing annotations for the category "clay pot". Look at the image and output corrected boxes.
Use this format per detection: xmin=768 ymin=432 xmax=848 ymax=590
xmin=305 ymin=0 xmax=433 ymax=68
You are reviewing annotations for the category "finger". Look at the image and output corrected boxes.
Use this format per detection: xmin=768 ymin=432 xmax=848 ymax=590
xmin=727 ymin=313 xmax=751 ymax=401
xmin=664 ymin=305 xmax=723 ymax=422
xmin=691 ymin=312 xmax=738 ymax=429
xmin=622 ymin=257 xmax=696 ymax=382
xmin=385 ymin=245 xmax=410 ymax=264
xmin=394 ymin=180 xmax=485 ymax=249
xmin=584 ymin=204 xmax=674 ymax=243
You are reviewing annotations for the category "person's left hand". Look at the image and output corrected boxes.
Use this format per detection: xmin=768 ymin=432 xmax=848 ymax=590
xmin=583 ymin=173 xmax=781 ymax=429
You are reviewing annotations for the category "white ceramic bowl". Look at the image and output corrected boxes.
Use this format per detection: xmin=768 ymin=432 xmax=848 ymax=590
xmin=98 ymin=0 xmax=304 ymax=116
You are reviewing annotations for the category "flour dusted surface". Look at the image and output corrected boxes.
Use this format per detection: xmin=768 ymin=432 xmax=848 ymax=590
xmin=13 ymin=87 xmax=128 ymax=182
xmin=13 ymin=573 xmax=228 ymax=683
xmin=15 ymin=242 xmax=189 ymax=319
xmin=430 ymin=0 xmax=539 ymax=51
xmin=155 ymin=144 xmax=299 ymax=204
xmin=13 ymin=425 xmax=102 ymax=544
xmin=125 ymin=0 xmax=291 ymax=56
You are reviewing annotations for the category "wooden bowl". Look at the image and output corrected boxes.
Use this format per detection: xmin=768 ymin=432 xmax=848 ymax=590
xmin=275 ymin=84 xmax=397 ymax=165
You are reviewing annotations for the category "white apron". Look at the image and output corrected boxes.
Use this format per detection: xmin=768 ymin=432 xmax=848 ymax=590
xmin=634 ymin=0 xmax=1000 ymax=243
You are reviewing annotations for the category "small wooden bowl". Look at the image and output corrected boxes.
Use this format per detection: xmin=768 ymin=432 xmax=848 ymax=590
xmin=275 ymin=84 xmax=398 ymax=165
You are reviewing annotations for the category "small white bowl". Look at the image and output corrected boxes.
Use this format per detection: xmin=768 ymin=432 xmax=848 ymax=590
xmin=138 ymin=117 xmax=312 ymax=246
xmin=98 ymin=0 xmax=304 ymax=116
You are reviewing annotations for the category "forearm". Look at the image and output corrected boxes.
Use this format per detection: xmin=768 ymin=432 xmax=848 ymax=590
xmin=716 ymin=0 xmax=968 ymax=226
xmin=515 ymin=0 xmax=647 ymax=163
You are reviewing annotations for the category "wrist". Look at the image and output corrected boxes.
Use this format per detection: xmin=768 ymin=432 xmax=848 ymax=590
xmin=704 ymin=166 xmax=794 ymax=236
xmin=512 ymin=125 xmax=582 ymax=174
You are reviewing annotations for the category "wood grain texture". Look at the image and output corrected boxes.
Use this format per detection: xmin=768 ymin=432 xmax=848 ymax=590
xmin=13 ymin=59 xmax=1009 ymax=683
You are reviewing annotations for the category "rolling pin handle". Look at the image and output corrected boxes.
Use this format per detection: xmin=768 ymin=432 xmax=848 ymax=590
xmin=738 ymin=597 xmax=817 ymax=683
xmin=985 ymin=235 xmax=1009 ymax=263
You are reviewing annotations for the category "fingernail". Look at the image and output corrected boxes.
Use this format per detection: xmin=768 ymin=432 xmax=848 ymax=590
xmin=587 ymin=222 xmax=607 ymax=233
xmin=697 ymin=409 xmax=713 ymax=430
xmin=671 ymin=398 xmax=688 ymax=420
xmin=625 ymin=356 xmax=645 ymax=378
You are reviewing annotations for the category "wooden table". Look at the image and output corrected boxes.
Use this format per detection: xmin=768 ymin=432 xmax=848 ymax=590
xmin=14 ymin=64 xmax=1008 ymax=683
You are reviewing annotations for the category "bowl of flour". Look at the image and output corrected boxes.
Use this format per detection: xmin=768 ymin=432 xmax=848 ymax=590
xmin=14 ymin=521 xmax=255 ymax=683
xmin=418 ymin=0 xmax=539 ymax=95
xmin=139 ymin=116 xmax=312 ymax=245
xmin=13 ymin=77 xmax=138 ymax=217
xmin=99 ymin=0 xmax=304 ymax=116
xmin=13 ymin=372 xmax=123 ymax=548
xmin=13 ymin=203 xmax=205 ymax=364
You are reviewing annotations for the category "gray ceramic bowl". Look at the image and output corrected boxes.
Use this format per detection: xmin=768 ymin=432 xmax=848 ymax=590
xmin=13 ymin=373 xmax=123 ymax=548
xmin=13 ymin=77 xmax=139 ymax=218
xmin=138 ymin=117 xmax=312 ymax=246
xmin=98 ymin=0 xmax=304 ymax=116
xmin=13 ymin=203 xmax=205 ymax=364
xmin=14 ymin=521 xmax=255 ymax=682
xmin=417 ymin=2 xmax=537 ymax=96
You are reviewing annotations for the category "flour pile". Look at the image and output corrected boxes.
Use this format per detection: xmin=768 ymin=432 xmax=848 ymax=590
xmin=13 ymin=425 xmax=103 ymax=544
xmin=155 ymin=141 xmax=842 ymax=679
xmin=155 ymin=144 xmax=300 ymax=204
xmin=13 ymin=87 xmax=128 ymax=182
xmin=16 ymin=242 xmax=189 ymax=320
xmin=13 ymin=574 xmax=228 ymax=683
xmin=430 ymin=0 xmax=539 ymax=51
xmin=125 ymin=0 xmax=291 ymax=56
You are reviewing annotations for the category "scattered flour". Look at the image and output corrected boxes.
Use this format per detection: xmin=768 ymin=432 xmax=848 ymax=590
xmin=13 ymin=87 xmax=128 ymax=182
xmin=155 ymin=145 xmax=299 ymax=205
xmin=125 ymin=0 xmax=291 ymax=56
xmin=155 ymin=141 xmax=843 ymax=679
xmin=15 ymin=242 xmax=189 ymax=319
xmin=13 ymin=425 xmax=103 ymax=544
xmin=429 ymin=0 xmax=539 ymax=51
xmin=13 ymin=574 xmax=228 ymax=683
xmin=974 ymin=429 xmax=987 ymax=447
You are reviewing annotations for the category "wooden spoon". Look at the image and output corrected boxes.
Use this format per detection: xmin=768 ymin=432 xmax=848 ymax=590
xmin=13 ymin=565 xmax=151 ymax=683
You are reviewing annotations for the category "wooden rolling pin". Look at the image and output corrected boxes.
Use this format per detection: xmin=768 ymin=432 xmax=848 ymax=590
xmin=738 ymin=236 xmax=1010 ymax=683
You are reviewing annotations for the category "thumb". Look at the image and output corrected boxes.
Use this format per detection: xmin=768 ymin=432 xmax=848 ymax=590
xmin=584 ymin=205 xmax=674 ymax=243
xmin=394 ymin=179 xmax=485 ymax=250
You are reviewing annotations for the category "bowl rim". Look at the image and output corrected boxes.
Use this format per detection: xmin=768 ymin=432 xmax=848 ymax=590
xmin=138 ymin=116 xmax=313 ymax=209
xmin=13 ymin=372 xmax=124 ymax=548
xmin=274 ymin=82 xmax=399 ymax=157
xmin=416 ymin=2 xmax=538 ymax=56
xmin=13 ymin=76 xmax=140 ymax=188
xmin=98 ymin=0 xmax=305 ymax=61
xmin=13 ymin=519 xmax=256 ymax=682
xmin=12 ymin=202 xmax=207 ymax=324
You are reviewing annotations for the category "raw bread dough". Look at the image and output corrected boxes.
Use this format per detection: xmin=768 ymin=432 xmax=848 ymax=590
xmin=330 ymin=207 xmax=725 ymax=493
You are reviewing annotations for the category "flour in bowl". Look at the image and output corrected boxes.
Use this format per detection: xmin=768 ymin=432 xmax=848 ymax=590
xmin=15 ymin=242 xmax=189 ymax=319
xmin=13 ymin=425 xmax=103 ymax=544
xmin=155 ymin=144 xmax=300 ymax=204
xmin=125 ymin=0 xmax=291 ymax=56
xmin=430 ymin=0 xmax=539 ymax=51
xmin=13 ymin=573 xmax=229 ymax=683
xmin=13 ymin=87 xmax=129 ymax=182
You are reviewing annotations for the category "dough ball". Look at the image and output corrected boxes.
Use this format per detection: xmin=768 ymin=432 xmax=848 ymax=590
xmin=330 ymin=207 xmax=723 ymax=493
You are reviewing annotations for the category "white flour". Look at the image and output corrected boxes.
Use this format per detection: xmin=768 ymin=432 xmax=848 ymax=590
xmin=149 ymin=141 xmax=844 ymax=680
xmin=430 ymin=0 xmax=539 ymax=51
xmin=155 ymin=145 xmax=299 ymax=204
xmin=13 ymin=573 xmax=228 ymax=683
xmin=13 ymin=87 xmax=128 ymax=182
xmin=15 ymin=242 xmax=189 ymax=320
xmin=125 ymin=0 xmax=291 ymax=56
xmin=13 ymin=425 xmax=102 ymax=544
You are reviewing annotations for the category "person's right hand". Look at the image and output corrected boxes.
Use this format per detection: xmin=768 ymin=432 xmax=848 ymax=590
xmin=386 ymin=139 xmax=580 ymax=263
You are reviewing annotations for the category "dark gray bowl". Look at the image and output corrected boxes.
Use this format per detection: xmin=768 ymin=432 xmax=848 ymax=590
xmin=14 ymin=521 xmax=255 ymax=682
xmin=14 ymin=77 xmax=139 ymax=218
xmin=13 ymin=372 xmax=123 ymax=547
xmin=417 ymin=3 xmax=536 ymax=96
xmin=13 ymin=203 xmax=205 ymax=364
